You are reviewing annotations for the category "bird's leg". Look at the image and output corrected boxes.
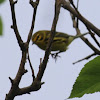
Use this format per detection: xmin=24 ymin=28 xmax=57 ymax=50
xmin=51 ymin=51 xmax=61 ymax=61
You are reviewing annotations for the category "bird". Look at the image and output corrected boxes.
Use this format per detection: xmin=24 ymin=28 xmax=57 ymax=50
xmin=32 ymin=30 xmax=88 ymax=59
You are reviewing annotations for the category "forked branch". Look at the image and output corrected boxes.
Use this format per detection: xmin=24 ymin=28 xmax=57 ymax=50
xmin=5 ymin=0 xmax=40 ymax=100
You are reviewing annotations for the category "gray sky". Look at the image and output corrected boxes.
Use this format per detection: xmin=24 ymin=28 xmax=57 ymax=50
xmin=0 ymin=0 xmax=100 ymax=100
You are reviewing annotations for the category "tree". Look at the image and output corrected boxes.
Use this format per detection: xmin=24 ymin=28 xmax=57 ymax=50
xmin=0 ymin=0 xmax=100 ymax=100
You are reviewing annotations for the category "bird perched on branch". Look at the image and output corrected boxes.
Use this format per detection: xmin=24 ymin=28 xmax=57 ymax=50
xmin=32 ymin=30 xmax=88 ymax=59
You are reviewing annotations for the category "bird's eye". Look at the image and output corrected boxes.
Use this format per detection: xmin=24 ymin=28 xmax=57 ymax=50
xmin=36 ymin=35 xmax=40 ymax=40
xmin=39 ymin=36 xmax=43 ymax=41
xmin=36 ymin=34 xmax=43 ymax=41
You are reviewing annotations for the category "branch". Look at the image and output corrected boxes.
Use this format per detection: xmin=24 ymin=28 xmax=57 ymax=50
xmin=28 ymin=52 xmax=35 ymax=80
xmin=35 ymin=0 xmax=63 ymax=81
xmin=69 ymin=0 xmax=100 ymax=48
xmin=17 ymin=81 xmax=44 ymax=95
xmin=27 ymin=0 xmax=40 ymax=44
xmin=73 ymin=53 xmax=97 ymax=64
xmin=9 ymin=0 xmax=23 ymax=50
xmin=81 ymin=36 xmax=100 ymax=55
xmin=26 ymin=0 xmax=40 ymax=81
xmin=6 ymin=73 xmax=44 ymax=98
xmin=5 ymin=52 xmax=27 ymax=100
xmin=69 ymin=1 xmax=100 ymax=55
xmin=62 ymin=0 xmax=100 ymax=37
xmin=6 ymin=0 xmax=40 ymax=100
xmin=87 ymin=27 xmax=100 ymax=48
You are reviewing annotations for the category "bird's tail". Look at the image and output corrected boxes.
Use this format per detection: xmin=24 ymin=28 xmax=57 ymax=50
xmin=73 ymin=32 xmax=89 ymax=39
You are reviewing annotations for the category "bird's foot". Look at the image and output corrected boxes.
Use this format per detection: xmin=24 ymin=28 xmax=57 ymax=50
xmin=51 ymin=52 xmax=61 ymax=61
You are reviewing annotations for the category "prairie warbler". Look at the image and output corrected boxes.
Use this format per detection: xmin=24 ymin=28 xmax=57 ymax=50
xmin=32 ymin=30 xmax=87 ymax=58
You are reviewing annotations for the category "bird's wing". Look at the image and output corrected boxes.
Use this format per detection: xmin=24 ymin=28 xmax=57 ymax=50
xmin=55 ymin=32 xmax=70 ymax=38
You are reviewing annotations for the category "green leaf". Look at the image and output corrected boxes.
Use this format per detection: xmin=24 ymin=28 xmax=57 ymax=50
xmin=69 ymin=56 xmax=100 ymax=98
xmin=0 ymin=0 xmax=5 ymax=4
xmin=0 ymin=16 xmax=3 ymax=35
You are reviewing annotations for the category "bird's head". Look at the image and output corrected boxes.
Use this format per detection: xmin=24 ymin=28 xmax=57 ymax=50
xmin=32 ymin=31 xmax=44 ymax=45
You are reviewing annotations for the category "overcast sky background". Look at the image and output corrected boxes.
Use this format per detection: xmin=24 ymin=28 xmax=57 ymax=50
xmin=0 ymin=0 xmax=100 ymax=100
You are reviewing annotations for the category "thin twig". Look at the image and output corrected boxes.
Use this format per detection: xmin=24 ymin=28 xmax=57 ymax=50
xmin=62 ymin=0 xmax=100 ymax=37
xmin=69 ymin=1 xmax=100 ymax=55
xmin=70 ymin=0 xmax=100 ymax=48
xmin=87 ymin=27 xmax=100 ymax=48
xmin=9 ymin=0 xmax=23 ymax=50
xmin=91 ymin=33 xmax=100 ymax=48
xmin=28 ymin=52 xmax=35 ymax=80
xmin=27 ymin=0 xmax=40 ymax=45
xmin=27 ymin=0 xmax=39 ymax=80
xmin=73 ymin=53 xmax=97 ymax=64
xmin=81 ymin=36 xmax=100 ymax=55
xmin=68 ymin=0 xmax=100 ymax=64
xmin=76 ymin=0 xmax=79 ymax=28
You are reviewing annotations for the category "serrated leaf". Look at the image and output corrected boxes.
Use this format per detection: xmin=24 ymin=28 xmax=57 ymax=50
xmin=0 ymin=16 xmax=3 ymax=35
xmin=69 ymin=56 xmax=100 ymax=98
xmin=0 ymin=0 xmax=5 ymax=4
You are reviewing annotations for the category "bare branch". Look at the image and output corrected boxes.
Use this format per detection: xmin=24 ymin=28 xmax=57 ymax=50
xmin=6 ymin=79 xmax=44 ymax=98
xmin=9 ymin=0 xmax=23 ymax=50
xmin=5 ymin=52 xmax=27 ymax=100
xmin=73 ymin=53 xmax=97 ymax=64
xmin=62 ymin=0 xmax=100 ymax=37
xmin=27 ymin=0 xmax=40 ymax=44
xmin=5 ymin=81 xmax=43 ymax=97
xmin=86 ymin=27 xmax=100 ymax=48
xmin=6 ymin=0 xmax=40 ymax=99
xmin=71 ymin=0 xmax=100 ymax=48
xmin=17 ymin=81 xmax=44 ymax=95
xmin=28 ymin=52 xmax=35 ymax=80
xmin=69 ymin=1 xmax=100 ymax=55
xmin=36 ymin=0 xmax=63 ymax=81
xmin=9 ymin=77 xmax=14 ymax=85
